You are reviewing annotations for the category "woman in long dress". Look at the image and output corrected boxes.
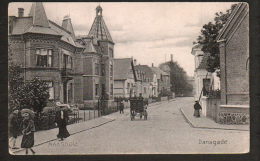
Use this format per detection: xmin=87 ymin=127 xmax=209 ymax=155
xmin=193 ymin=101 xmax=202 ymax=117
xmin=55 ymin=107 xmax=70 ymax=141
xmin=21 ymin=112 xmax=35 ymax=155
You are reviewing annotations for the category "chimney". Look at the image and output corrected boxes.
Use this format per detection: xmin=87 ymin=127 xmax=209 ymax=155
xmin=18 ymin=8 xmax=24 ymax=17
xmin=134 ymin=59 xmax=137 ymax=66
xmin=152 ymin=63 xmax=154 ymax=67
xmin=171 ymin=54 xmax=173 ymax=62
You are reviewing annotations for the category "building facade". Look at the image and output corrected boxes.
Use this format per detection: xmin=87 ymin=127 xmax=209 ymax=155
xmin=135 ymin=65 xmax=157 ymax=98
xmin=216 ymin=3 xmax=249 ymax=124
xmin=9 ymin=3 xmax=115 ymax=109
xmin=75 ymin=5 xmax=115 ymax=108
xmin=113 ymin=58 xmax=137 ymax=98
xmin=191 ymin=45 xmax=213 ymax=101
xmin=9 ymin=3 xmax=85 ymax=106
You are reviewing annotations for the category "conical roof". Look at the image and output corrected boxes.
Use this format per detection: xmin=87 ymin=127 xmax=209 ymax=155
xmin=62 ymin=15 xmax=76 ymax=40
xmin=29 ymin=2 xmax=49 ymax=27
xmin=88 ymin=6 xmax=113 ymax=43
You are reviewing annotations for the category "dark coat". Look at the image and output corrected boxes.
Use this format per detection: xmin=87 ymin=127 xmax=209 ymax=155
xmin=55 ymin=109 xmax=70 ymax=139
xmin=21 ymin=119 xmax=35 ymax=148
xmin=194 ymin=102 xmax=202 ymax=110
xmin=8 ymin=113 xmax=20 ymax=138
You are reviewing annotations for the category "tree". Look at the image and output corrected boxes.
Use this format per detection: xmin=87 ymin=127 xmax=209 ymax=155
xmin=195 ymin=4 xmax=238 ymax=76
xmin=160 ymin=61 xmax=193 ymax=96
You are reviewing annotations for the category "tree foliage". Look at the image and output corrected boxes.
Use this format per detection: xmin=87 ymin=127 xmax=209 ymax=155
xmin=195 ymin=4 xmax=237 ymax=75
xmin=8 ymin=63 xmax=50 ymax=113
xmin=161 ymin=61 xmax=193 ymax=96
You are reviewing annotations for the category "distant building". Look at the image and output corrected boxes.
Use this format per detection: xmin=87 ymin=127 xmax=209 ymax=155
xmin=135 ymin=65 xmax=157 ymax=98
xmin=113 ymin=58 xmax=137 ymax=98
xmin=191 ymin=45 xmax=213 ymax=101
xmin=216 ymin=3 xmax=249 ymax=123
xmin=150 ymin=66 xmax=171 ymax=94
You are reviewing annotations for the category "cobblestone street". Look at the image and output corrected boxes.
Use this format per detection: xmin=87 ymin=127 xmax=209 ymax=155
xmin=14 ymin=97 xmax=249 ymax=155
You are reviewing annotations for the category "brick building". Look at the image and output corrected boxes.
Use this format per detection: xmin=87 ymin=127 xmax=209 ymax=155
xmin=9 ymin=3 xmax=85 ymax=105
xmin=216 ymin=2 xmax=249 ymax=124
xmin=9 ymin=3 xmax=115 ymax=108
xmin=76 ymin=5 xmax=115 ymax=108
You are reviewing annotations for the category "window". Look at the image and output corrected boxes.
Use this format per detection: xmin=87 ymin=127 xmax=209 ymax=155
xmin=110 ymin=62 xmax=113 ymax=77
xmin=47 ymin=82 xmax=54 ymax=100
xmin=203 ymin=78 xmax=210 ymax=96
xmin=101 ymin=64 xmax=105 ymax=76
xmin=63 ymin=54 xmax=73 ymax=69
xmin=95 ymin=63 xmax=99 ymax=75
xmin=95 ymin=84 xmax=99 ymax=96
xmin=109 ymin=48 xmax=113 ymax=58
xmin=36 ymin=48 xmax=52 ymax=67
xmin=110 ymin=84 xmax=113 ymax=95
xmin=127 ymin=83 xmax=130 ymax=94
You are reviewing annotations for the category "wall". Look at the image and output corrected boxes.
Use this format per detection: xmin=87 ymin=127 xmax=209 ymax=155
xmin=225 ymin=13 xmax=249 ymax=105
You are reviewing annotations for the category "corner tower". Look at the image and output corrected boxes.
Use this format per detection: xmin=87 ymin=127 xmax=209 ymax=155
xmin=88 ymin=5 xmax=115 ymax=100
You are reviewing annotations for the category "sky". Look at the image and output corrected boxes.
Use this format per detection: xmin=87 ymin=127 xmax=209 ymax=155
xmin=8 ymin=2 xmax=236 ymax=76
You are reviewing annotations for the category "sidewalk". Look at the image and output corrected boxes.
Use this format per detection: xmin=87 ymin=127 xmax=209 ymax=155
xmin=10 ymin=116 xmax=115 ymax=154
xmin=10 ymin=99 xmax=171 ymax=154
xmin=180 ymin=102 xmax=249 ymax=131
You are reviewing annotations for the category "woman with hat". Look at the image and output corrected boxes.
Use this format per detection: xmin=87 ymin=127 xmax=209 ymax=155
xmin=21 ymin=111 xmax=36 ymax=155
xmin=193 ymin=101 xmax=202 ymax=118
xmin=55 ymin=106 xmax=70 ymax=141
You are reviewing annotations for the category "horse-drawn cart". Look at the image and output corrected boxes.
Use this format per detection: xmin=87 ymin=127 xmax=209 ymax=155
xmin=129 ymin=98 xmax=148 ymax=121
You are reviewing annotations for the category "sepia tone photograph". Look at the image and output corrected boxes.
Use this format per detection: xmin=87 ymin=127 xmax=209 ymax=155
xmin=8 ymin=2 xmax=249 ymax=155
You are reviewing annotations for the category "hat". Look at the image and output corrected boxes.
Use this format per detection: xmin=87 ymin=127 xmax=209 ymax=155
xmin=22 ymin=112 xmax=29 ymax=117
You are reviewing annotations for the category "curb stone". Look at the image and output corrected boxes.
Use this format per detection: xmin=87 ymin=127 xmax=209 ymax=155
xmin=179 ymin=108 xmax=249 ymax=131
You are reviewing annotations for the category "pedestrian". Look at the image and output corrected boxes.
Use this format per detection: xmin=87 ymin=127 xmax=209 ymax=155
xmin=55 ymin=106 xmax=70 ymax=141
xmin=119 ymin=101 xmax=124 ymax=114
xmin=8 ymin=109 xmax=20 ymax=149
xmin=167 ymin=95 xmax=170 ymax=102
xmin=193 ymin=101 xmax=202 ymax=117
xmin=21 ymin=112 xmax=35 ymax=155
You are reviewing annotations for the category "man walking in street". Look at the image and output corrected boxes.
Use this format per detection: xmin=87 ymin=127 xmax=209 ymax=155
xmin=119 ymin=101 xmax=124 ymax=114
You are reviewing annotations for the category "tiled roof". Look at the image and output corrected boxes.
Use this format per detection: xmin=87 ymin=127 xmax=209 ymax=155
xmin=88 ymin=7 xmax=113 ymax=43
xmin=135 ymin=65 xmax=154 ymax=80
xmin=49 ymin=20 xmax=76 ymax=46
xmin=11 ymin=17 xmax=32 ymax=35
xmin=150 ymin=67 xmax=169 ymax=80
xmin=25 ymin=26 xmax=60 ymax=36
xmin=29 ymin=2 xmax=49 ymax=27
xmin=62 ymin=16 xmax=76 ymax=40
xmin=114 ymin=58 xmax=133 ymax=80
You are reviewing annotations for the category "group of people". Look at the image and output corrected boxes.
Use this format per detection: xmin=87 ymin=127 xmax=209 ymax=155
xmin=8 ymin=109 xmax=36 ymax=154
xmin=8 ymin=103 xmax=71 ymax=155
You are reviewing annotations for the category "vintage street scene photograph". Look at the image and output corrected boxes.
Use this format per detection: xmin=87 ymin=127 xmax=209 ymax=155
xmin=8 ymin=2 xmax=249 ymax=155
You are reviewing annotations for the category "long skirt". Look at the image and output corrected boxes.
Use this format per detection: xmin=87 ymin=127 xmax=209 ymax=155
xmin=193 ymin=109 xmax=200 ymax=117
xmin=21 ymin=132 xmax=34 ymax=148
xmin=57 ymin=125 xmax=70 ymax=139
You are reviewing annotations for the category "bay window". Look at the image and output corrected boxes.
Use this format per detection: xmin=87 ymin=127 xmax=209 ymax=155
xmin=36 ymin=48 xmax=52 ymax=67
